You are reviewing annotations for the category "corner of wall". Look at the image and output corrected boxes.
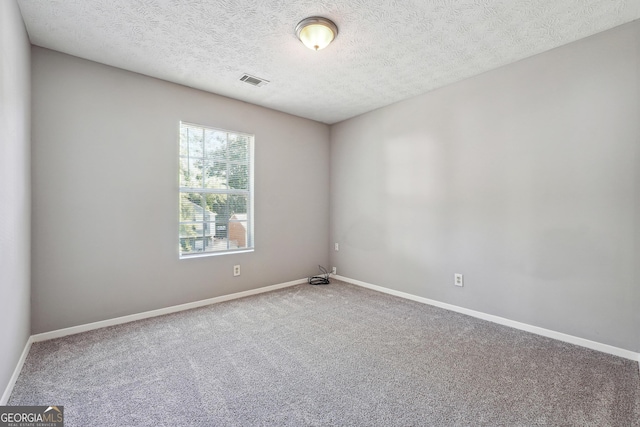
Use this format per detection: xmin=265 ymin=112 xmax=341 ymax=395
xmin=0 ymin=0 xmax=32 ymax=403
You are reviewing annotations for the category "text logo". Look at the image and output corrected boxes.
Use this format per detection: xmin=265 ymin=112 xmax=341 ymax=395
xmin=0 ymin=406 xmax=64 ymax=427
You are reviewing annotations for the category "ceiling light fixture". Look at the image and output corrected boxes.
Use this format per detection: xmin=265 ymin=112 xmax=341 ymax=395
xmin=295 ymin=17 xmax=338 ymax=51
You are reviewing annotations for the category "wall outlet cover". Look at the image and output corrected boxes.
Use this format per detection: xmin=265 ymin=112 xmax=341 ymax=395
xmin=454 ymin=273 xmax=463 ymax=287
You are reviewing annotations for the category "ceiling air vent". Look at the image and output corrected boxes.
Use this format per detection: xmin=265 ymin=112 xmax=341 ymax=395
xmin=239 ymin=73 xmax=269 ymax=87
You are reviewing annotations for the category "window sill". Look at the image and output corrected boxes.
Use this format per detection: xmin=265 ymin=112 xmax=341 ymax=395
xmin=179 ymin=248 xmax=254 ymax=260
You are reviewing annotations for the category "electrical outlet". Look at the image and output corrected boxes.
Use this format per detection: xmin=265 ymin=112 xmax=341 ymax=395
xmin=332 ymin=267 xmax=337 ymax=275
xmin=454 ymin=273 xmax=463 ymax=287
xmin=334 ymin=243 xmax=339 ymax=251
xmin=233 ymin=265 xmax=240 ymax=277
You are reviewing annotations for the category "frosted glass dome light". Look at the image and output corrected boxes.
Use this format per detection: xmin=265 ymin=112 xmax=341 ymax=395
xmin=295 ymin=17 xmax=338 ymax=51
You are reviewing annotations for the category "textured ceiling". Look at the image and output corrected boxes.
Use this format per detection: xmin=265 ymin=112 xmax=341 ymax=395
xmin=17 ymin=0 xmax=640 ymax=124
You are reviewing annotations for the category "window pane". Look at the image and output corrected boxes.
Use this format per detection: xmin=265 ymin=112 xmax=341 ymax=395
xmin=179 ymin=158 xmax=204 ymax=188
xmin=228 ymin=164 xmax=248 ymax=189
xmin=180 ymin=193 xmax=205 ymax=221
xmin=205 ymin=193 xmax=227 ymax=220
xmin=228 ymin=135 xmax=248 ymax=163
xmin=228 ymin=221 xmax=248 ymax=249
xmin=203 ymin=222 xmax=216 ymax=252
xmin=179 ymin=158 xmax=189 ymax=186
xmin=204 ymin=129 xmax=226 ymax=158
xmin=188 ymin=126 xmax=204 ymax=158
xmin=214 ymin=220 xmax=228 ymax=239
xmin=204 ymin=160 xmax=227 ymax=189
xmin=228 ymin=195 xmax=248 ymax=216
xmin=179 ymin=237 xmax=196 ymax=254
xmin=203 ymin=222 xmax=215 ymax=237
xmin=179 ymin=222 xmax=204 ymax=238
xmin=179 ymin=222 xmax=204 ymax=253
xmin=179 ymin=126 xmax=190 ymax=156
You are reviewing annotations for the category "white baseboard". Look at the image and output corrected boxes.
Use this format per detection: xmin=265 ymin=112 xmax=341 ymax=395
xmin=31 ymin=278 xmax=307 ymax=343
xmin=335 ymin=275 xmax=640 ymax=363
xmin=1 ymin=337 xmax=33 ymax=405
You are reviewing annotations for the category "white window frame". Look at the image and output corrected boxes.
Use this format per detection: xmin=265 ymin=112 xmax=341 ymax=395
xmin=178 ymin=121 xmax=254 ymax=258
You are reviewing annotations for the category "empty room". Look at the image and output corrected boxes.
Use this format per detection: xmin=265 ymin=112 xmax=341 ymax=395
xmin=1 ymin=0 xmax=639 ymax=425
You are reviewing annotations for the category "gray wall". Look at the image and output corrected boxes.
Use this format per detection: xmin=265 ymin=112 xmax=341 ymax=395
xmin=0 ymin=0 xmax=31 ymax=397
xmin=31 ymin=47 xmax=330 ymax=334
xmin=330 ymin=21 xmax=640 ymax=352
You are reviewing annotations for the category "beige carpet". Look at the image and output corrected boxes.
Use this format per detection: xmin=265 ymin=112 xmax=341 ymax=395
xmin=9 ymin=281 xmax=640 ymax=426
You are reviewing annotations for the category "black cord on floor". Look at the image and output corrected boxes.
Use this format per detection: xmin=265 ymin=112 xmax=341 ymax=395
xmin=308 ymin=265 xmax=331 ymax=285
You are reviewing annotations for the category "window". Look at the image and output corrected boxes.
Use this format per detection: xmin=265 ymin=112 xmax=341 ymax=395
xmin=179 ymin=122 xmax=253 ymax=257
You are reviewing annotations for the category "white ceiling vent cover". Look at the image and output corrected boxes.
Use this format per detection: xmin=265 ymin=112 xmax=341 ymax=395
xmin=239 ymin=74 xmax=269 ymax=87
